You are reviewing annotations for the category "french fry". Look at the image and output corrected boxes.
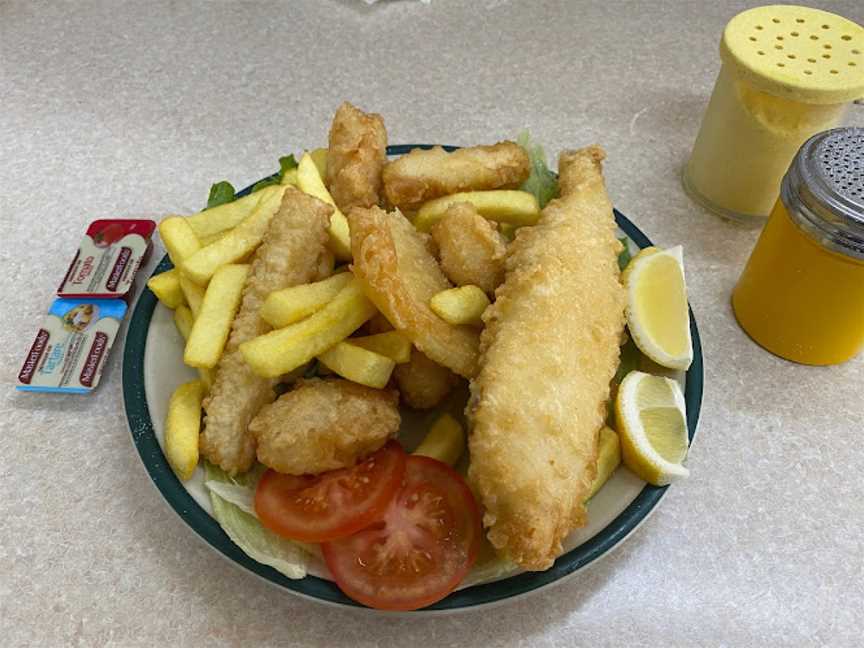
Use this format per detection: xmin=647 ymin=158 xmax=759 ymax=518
xmin=413 ymin=413 xmax=465 ymax=466
xmin=310 ymin=147 xmax=328 ymax=179
xmin=173 ymin=304 xmax=194 ymax=339
xmin=240 ymin=278 xmax=377 ymax=378
xmin=586 ymin=426 xmax=622 ymax=500
xmin=414 ymin=190 xmax=540 ymax=232
xmin=173 ymin=305 xmax=214 ymax=389
xmin=348 ymin=331 xmax=411 ymax=364
xmin=260 ymin=272 xmax=353 ymax=328
xmin=184 ymin=264 xmax=249 ymax=368
xmin=280 ymin=167 xmax=299 ymax=186
xmin=159 ymin=217 xmax=201 ymax=265
xmin=179 ymin=275 xmax=205 ymax=318
xmin=147 ymin=268 xmax=184 ymax=309
xmin=296 ymin=152 xmax=352 ymax=261
xmin=429 ymin=285 xmax=490 ymax=327
xmin=198 ymin=230 xmax=230 ymax=247
xmin=185 ymin=185 xmax=283 ymax=239
xmin=317 ymin=342 xmax=395 ymax=389
xmin=180 ymin=187 xmax=284 ymax=285
xmin=164 ymin=380 xmax=205 ymax=481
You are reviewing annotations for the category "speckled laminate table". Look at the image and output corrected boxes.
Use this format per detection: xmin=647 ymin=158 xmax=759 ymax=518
xmin=2 ymin=1 xmax=863 ymax=646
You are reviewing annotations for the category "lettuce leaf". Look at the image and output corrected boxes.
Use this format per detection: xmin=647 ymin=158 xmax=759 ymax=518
xmin=207 ymin=154 xmax=299 ymax=206
xmin=204 ymin=462 xmax=308 ymax=580
xmin=249 ymin=155 xmax=300 ymax=193
xmin=618 ymin=237 xmax=633 ymax=271
xmin=460 ymin=554 xmax=520 ymax=588
xmin=278 ymin=154 xmax=299 ymax=177
xmin=206 ymin=181 xmax=236 ymax=209
xmin=517 ymin=131 xmax=559 ymax=209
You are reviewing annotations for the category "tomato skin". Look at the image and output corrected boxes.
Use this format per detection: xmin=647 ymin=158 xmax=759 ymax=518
xmin=322 ymin=455 xmax=483 ymax=611
xmin=254 ymin=441 xmax=406 ymax=543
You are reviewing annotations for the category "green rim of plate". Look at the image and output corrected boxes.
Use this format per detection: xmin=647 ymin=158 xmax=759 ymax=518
xmin=123 ymin=144 xmax=703 ymax=611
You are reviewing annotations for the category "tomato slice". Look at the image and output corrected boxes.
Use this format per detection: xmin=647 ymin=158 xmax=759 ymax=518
xmin=254 ymin=441 xmax=406 ymax=543
xmin=322 ymin=455 xmax=483 ymax=611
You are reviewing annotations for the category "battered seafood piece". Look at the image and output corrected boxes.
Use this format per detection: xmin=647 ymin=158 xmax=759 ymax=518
xmin=249 ymin=378 xmax=400 ymax=475
xmin=326 ymin=102 xmax=388 ymax=211
xmin=347 ymin=205 xmax=480 ymax=378
xmin=200 ymin=188 xmax=332 ymax=475
xmin=431 ymin=202 xmax=507 ymax=294
xmin=467 ymin=146 xmax=626 ymax=571
xmin=382 ymin=142 xmax=530 ymax=211
xmin=366 ymin=310 xmax=458 ymax=410
xmin=394 ymin=348 xmax=460 ymax=410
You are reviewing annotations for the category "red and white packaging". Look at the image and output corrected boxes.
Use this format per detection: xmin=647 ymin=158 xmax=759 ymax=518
xmin=58 ymin=219 xmax=156 ymax=300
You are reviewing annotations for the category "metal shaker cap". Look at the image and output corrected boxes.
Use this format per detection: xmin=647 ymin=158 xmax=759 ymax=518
xmin=783 ymin=127 xmax=864 ymax=259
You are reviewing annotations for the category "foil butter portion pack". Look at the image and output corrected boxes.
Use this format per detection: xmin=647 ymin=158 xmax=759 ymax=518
xmin=58 ymin=219 xmax=156 ymax=300
xmin=16 ymin=299 xmax=127 ymax=393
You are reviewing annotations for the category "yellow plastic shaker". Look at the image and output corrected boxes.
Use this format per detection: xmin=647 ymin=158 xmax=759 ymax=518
xmin=733 ymin=127 xmax=864 ymax=365
xmin=684 ymin=5 xmax=864 ymax=225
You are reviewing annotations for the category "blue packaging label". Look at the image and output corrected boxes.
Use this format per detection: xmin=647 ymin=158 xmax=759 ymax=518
xmin=17 ymin=299 xmax=127 ymax=393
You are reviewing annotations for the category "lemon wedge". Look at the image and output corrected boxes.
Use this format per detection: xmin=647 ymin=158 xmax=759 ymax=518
xmin=622 ymin=245 xmax=692 ymax=371
xmin=614 ymin=371 xmax=689 ymax=486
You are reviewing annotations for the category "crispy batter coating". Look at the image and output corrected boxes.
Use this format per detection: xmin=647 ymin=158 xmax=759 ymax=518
xmin=394 ymin=348 xmax=460 ymax=410
xmin=201 ymin=188 xmax=332 ymax=475
xmin=347 ymin=205 xmax=480 ymax=378
xmin=364 ymin=291 xmax=459 ymax=409
xmin=382 ymin=142 xmax=530 ymax=211
xmin=430 ymin=202 xmax=507 ymax=294
xmin=326 ymin=102 xmax=388 ymax=211
xmin=249 ymin=378 xmax=400 ymax=475
xmin=467 ymin=146 xmax=626 ymax=571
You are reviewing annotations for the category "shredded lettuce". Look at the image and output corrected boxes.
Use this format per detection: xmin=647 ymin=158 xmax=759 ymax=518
xmin=206 ymin=181 xmax=236 ymax=209
xmin=618 ymin=237 xmax=633 ymax=271
xmin=517 ymin=131 xmax=559 ymax=209
xmin=205 ymin=480 xmax=256 ymax=516
xmin=613 ymin=336 xmax=640 ymax=388
xmin=204 ymin=462 xmax=309 ymax=580
xmin=460 ymin=554 xmax=520 ymax=588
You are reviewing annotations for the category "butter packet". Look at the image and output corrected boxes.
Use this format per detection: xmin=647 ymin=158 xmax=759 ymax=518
xmin=16 ymin=299 xmax=127 ymax=393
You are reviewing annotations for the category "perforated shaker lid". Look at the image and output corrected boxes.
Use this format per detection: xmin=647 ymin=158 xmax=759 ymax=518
xmin=784 ymin=127 xmax=864 ymax=259
xmin=721 ymin=5 xmax=864 ymax=104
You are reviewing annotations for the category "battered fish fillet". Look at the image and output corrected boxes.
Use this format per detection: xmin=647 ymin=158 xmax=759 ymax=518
xmin=347 ymin=206 xmax=480 ymax=378
xmin=431 ymin=202 xmax=507 ymax=295
xmin=382 ymin=142 xmax=530 ymax=211
xmin=326 ymin=102 xmax=388 ymax=211
xmin=249 ymin=378 xmax=400 ymax=475
xmin=467 ymin=146 xmax=626 ymax=571
xmin=200 ymin=188 xmax=332 ymax=475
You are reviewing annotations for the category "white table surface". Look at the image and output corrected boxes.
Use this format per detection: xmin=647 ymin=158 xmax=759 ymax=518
xmin=2 ymin=1 xmax=863 ymax=646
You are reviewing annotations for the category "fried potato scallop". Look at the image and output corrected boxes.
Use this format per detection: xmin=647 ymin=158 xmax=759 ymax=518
xmin=326 ymin=101 xmax=388 ymax=211
xmin=249 ymin=378 xmax=400 ymax=475
xmin=382 ymin=142 xmax=530 ymax=211
xmin=431 ymin=202 xmax=506 ymax=294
